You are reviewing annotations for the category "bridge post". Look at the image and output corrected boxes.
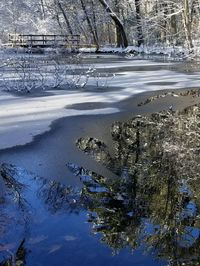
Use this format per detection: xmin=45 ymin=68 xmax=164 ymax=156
xmin=30 ymin=35 xmax=33 ymax=47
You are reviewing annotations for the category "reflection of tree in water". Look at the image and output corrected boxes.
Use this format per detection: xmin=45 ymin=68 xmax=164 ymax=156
xmin=0 ymin=163 xmax=85 ymax=215
xmin=38 ymin=179 xmax=85 ymax=214
xmin=2 ymin=239 xmax=27 ymax=266
xmin=70 ymin=105 xmax=200 ymax=265
xmin=2 ymin=105 xmax=200 ymax=265
xmin=0 ymin=163 xmax=86 ymax=264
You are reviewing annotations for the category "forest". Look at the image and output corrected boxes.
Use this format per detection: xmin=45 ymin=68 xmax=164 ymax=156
xmin=0 ymin=0 xmax=199 ymax=52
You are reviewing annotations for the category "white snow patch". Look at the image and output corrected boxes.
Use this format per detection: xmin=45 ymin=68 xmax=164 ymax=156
xmin=0 ymin=58 xmax=200 ymax=149
xmin=84 ymin=45 xmax=186 ymax=58
xmin=79 ymin=48 xmax=97 ymax=53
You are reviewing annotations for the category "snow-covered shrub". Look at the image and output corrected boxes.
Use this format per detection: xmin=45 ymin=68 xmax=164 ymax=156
xmin=0 ymin=51 xmax=95 ymax=92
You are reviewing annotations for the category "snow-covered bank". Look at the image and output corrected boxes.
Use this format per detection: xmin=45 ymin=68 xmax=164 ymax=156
xmin=80 ymin=44 xmax=200 ymax=60
xmin=99 ymin=45 xmax=185 ymax=57
xmin=1 ymin=44 xmax=199 ymax=61
xmin=1 ymin=56 xmax=200 ymax=150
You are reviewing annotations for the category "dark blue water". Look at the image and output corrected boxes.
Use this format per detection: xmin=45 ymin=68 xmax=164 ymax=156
xmin=2 ymin=104 xmax=200 ymax=266
xmin=0 ymin=164 xmax=167 ymax=266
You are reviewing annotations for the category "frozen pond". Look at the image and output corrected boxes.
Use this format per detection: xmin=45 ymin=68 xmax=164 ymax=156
xmin=1 ymin=53 xmax=200 ymax=266
xmin=1 ymin=53 xmax=200 ymax=149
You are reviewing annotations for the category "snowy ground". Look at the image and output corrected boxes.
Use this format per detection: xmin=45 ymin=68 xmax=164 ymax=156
xmin=1 ymin=53 xmax=200 ymax=150
xmin=79 ymin=44 xmax=200 ymax=60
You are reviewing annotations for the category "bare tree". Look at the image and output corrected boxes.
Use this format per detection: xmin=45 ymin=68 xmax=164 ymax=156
xmin=182 ymin=0 xmax=193 ymax=50
xmin=98 ymin=0 xmax=128 ymax=47
xmin=55 ymin=0 xmax=73 ymax=35
xmin=80 ymin=0 xmax=99 ymax=49
xmin=135 ymin=0 xmax=144 ymax=46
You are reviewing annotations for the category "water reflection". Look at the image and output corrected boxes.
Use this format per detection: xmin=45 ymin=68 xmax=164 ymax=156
xmin=70 ymin=105 xmax=200 ymax=265
xmin=1 ymin=105 xmax=200 ymax=265
xmin=0 ymin=163 xmax=85 ymax=264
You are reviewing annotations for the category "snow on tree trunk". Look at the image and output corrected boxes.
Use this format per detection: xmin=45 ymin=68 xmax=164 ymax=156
xmin=98 ymin=0 xmax=128 ymax=48
xmin=135 ymin=0 xmax=144 ymax=47
xmin=56 ymin=0 xmax=73 ymax=35
xmin=182 ymin=0 xmax=193 ymax=51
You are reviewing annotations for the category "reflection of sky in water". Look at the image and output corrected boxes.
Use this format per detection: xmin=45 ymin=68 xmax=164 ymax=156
xmin=0 ymin=164 xmax=167 ymax=266
xmin=27 ymin=213 xmax=166 ymax=266
xmin=3 ymin=104 xmax=200 ymax=265
xmin=178 ymin=227 xmax=200 ymax=248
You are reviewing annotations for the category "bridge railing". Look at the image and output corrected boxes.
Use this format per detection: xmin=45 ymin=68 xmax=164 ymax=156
xmin=8 ymin=34 xmax=81 ymax=48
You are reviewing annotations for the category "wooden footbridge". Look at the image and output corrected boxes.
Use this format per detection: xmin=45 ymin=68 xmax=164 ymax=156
xmin=8 ymin=34 xmax=82 ymax=49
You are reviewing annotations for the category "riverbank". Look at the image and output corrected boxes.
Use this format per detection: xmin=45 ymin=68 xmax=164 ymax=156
xmin=79 ymin=44 xmax=200 ymax=61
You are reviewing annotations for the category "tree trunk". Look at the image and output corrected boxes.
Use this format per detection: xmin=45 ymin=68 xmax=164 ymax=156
xmin=114 ymin=0 xmax=123 ymax=47
xmin=40 ymin=0 xmax=46 ymax=19
xmin=161 ymin=2 xmax=168 ymax=43
xmin=98 ymin=0 xmax=128 ymax=48
xmin=80 ymin=0 xmax=99 ymax=50
xmin=135 ymin=0 xmax=144 ymax=46
xmin=170 ymin=9 xmax=178 ymax=45
xmin=90 ymin=0 xmax=99 ymax=45
xmin=182 ymin=0 xmax=193 ymax=50
xmin=56 ymin=0 xmax=73 ymax=35
xmin=55 ymin=13 xmax=65 ymax=33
